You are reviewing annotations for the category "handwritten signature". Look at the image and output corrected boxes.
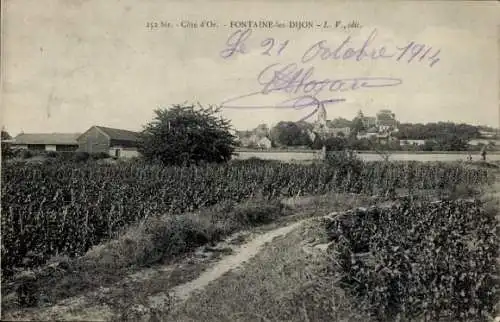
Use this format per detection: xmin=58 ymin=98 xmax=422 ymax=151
xmin=256 ymin=63 xmax=402 ymax=96
xmin=220 ymin=62 xmax=403 ymax=121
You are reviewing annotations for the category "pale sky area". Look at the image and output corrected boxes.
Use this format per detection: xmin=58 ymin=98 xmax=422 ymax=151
xmin=1 ymin=0 xmax=499 ymax=136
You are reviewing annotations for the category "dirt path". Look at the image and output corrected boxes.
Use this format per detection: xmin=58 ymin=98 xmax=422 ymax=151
xmin=166 ymin=220 xmax=306 ymax=304
xmin=3 ymin=215 xmax=324 ymax=321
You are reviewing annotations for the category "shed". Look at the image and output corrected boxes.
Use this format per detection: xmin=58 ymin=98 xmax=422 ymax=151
xmin=11 ymin=133 xmax=81 ymax=152
xmin=257 ymin=136 xmax=272 ymax=149
xmin=77 ymin=126 xmax=141 ymax=158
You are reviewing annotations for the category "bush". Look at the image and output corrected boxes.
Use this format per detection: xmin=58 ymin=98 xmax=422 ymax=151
xmin=46 ymin=151 xmax=59 ymax=158
xmin=90 ymin=152 xmax=110 ymax=160
xmin=20 ymin=150 xmax=33 ymax=159
xmin=324 ymin=150 xmax=366 ymax=193
xmin=231 ymin=201 xmax=284 ymax=226
xmin=83 ymin=199 xmax=286 ymax=269
xmin=58 ymin=152 xmax=77 ymax=162
xmin=325 ymin=199 xmax=500 ymax=321
xmin=1 ymin=130 xmax=12 ymax=159
xmin=324 ymin=137 xmax=348 ymax=151
xmin=73 ymin=152 xmax=90 ymax=162
xmin=325 ymin=150 xmax=364 ymax=169
xmin=230 ymin=157 xmax=280 ymax=166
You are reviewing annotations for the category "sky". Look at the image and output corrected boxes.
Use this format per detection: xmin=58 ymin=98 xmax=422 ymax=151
xmin=1 ymin=0 xmax=499 ymax=136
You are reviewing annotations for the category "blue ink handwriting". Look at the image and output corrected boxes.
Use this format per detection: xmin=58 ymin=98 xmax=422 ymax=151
xmin=222 ymin=92 xmax=346 ymax=123
xmin=220 ymin=29 xmax=252 ymax=58
xmin=302 ymin=29 xmax=440 ymax=67
xmin=221 ymin=28 xmax=441 ymax=67
xmin=220 ymin=28 xmax=291 ymax=58
xmin=219 ymin=27 xmax=438 ymax=122
xmin=220 ymin=62 xmax=403 ymax=122
xmin=256 ymin=63 xmax=403 ymax=97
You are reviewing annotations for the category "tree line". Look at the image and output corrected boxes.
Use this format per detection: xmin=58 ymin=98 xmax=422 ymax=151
xmin=1 ymin=105 xmax=498 ymax=166
xmin=242 ymin=118 xmax=494 ymax=152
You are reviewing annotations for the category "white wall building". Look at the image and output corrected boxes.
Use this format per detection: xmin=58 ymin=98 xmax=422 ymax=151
xmin=400 ymin=139 xmax=426 ymax=146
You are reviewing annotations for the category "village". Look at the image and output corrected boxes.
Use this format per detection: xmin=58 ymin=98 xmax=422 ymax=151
xmin=235 ymin=109 xmax=500 ymax=151
xmin=2 ymin=109 xmax=499 ymax=160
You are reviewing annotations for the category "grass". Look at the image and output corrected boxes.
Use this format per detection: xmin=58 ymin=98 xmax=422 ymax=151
xmin=164 ymin=218 xmax=371 ymax=322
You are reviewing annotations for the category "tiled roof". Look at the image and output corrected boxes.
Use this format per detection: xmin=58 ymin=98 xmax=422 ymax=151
xmin=13 ymin=133 xmax=81 ymax=145
xmin=95 ymin=126 xmax=140 ymax=142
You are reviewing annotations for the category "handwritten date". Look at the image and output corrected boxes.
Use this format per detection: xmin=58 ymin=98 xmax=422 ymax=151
xmin=220 ymin=29 xmax=290 ymax=59
xmin=221 ymin=28 xmax=441 ymax=68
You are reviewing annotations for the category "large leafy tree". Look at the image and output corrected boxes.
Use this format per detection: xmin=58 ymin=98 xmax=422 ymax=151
xmin=395 ymin=122 xmax=480 ymax=141
xmin=270 ymin=121 xmax=312 ymax=147
xmin=350 ymin=117 xmax=366 ymax=137
xmin=139 ymin=104 xmax=238 ymax=166
xmin=438 ymin=135 xmax=469 ymax=151
xmin=328 ymin=117 xmax=353 ymax=129
xmin=324 ymin=137 xmax=348 ymax=151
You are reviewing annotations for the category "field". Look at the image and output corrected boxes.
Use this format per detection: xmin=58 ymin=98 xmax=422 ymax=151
xmin=1 ymin=155 xmax=499 ymax=321
xmin=325 ymin=198 xmax=499 ymax=321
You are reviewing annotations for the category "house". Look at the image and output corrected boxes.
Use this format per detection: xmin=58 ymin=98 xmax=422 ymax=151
xmin=256 ymin=136 xmax=272 ymax=149
xmin=11 ymin=133 xmax=81 ymax=152
xmin=239 ymin=133 xmax=272 ymax=149
xmin=238 ymin=135 xmax=253 ymax=148
xmin=356 ymin=109 xmax=398 ymax=130
xmin=356 ymin=127 xmax=399 ymax=145
xmin=329 ymin=127 xmax=351 ymax=137
xmin=355 ymin=109 xmax=398 ymax=134
xmin=479 ymin=130 xmax=498 ymax=138
xmin=356 ymin=126 xmax=378 ymax=140
xmin=378 ymin=124 xmax=394 ymax=133
xmin=356 ymin=132 xmax=378 ymax=140
xmin=376 ymin=110 xmax=397 ymax=124
xmin=77 ymin=126 xmax=141 ymax=158
xmin=376 ymin=110 xmax=398 ymax=132
xmin=400 ymin=139 xmax=426 ymax=146
xmin=254 ymin=124 xmax=271 ymax=137
xmin=362 ymin=116 xmax=377 ymax=128
xmin=468 ymin=139 xmax=499 ymax=147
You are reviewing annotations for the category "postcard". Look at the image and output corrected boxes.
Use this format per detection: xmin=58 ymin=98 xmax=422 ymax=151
xmin=1 ymin=1 xmax=500 ymax=321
